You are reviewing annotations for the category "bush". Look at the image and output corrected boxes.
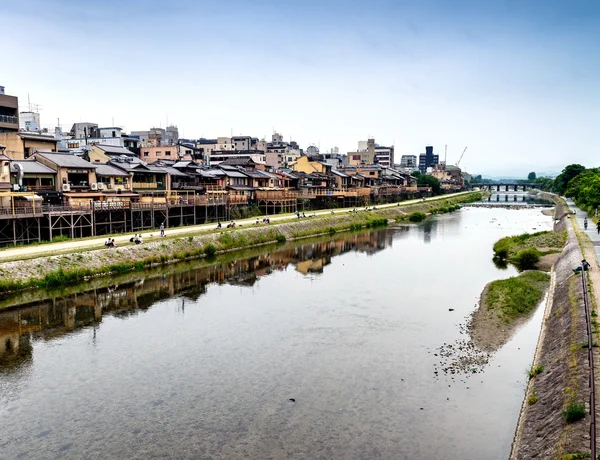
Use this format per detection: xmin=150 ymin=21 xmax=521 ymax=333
xmin=514 ymin=248 xmax=541 ymax=270
xmin=563 ymin=400 xmax=586 ymax=423
xmin=527 ymin=364 xmax=544 ymax=379
xmin=408 ymin=212 xmax=426 ymax=223
xmin=328 ymin=227 xmax=336 ymax=235
xmin=276 ymin=234 xmax=286 ymax=243
xmin=204 ymin=244 xmax=217 ymax=256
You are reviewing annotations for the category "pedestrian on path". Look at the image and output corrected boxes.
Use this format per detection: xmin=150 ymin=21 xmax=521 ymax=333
xmin=584 ymin=217 xmax=588 ymax=230
xmin=160 ymin=223 xmax=165 ymax=237
xmin=596 ymin=220 xmax=600 ymax=234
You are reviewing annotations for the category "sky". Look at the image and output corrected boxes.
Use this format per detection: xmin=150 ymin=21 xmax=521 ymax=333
xmin=2 ymin=0 xmax=599 ymax=177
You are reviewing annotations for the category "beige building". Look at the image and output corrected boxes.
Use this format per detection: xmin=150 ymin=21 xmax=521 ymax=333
xmin=88 ymin=144 xmax=137 ymax=163
xmin=347 ymin=139 xmax=375 ymax=166
xmin=0 ymin=132 xmax=58 ymax=160
xmin=140 ymin=145 xmax=178 ymax=163
xmin=33 ymin=152 xmax=97 ymax=191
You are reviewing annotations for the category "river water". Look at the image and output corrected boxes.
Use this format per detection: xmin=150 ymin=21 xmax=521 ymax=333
xmin=0 ymin=205 xmax=553 ymax=460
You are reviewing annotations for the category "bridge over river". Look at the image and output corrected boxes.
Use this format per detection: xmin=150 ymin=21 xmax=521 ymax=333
xmin=478 ymin=183 xmax=535 ymax=191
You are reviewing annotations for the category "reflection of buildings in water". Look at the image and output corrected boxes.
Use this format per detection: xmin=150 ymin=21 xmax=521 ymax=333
xmin=0 ymin=228 xmax=396 ymax=372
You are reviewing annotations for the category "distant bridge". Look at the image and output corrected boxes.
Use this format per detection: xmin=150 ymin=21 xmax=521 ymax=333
xmin=478 ymin=183 xmax=535 ymax=192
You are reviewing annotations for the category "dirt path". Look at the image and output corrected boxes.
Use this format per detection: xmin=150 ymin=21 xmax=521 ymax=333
xmin=0 ymin=192 xmax=470 ymax=262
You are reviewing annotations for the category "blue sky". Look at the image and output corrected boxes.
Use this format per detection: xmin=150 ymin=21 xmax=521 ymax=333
xmin=2 ymin=0 xmax=599 ymax=176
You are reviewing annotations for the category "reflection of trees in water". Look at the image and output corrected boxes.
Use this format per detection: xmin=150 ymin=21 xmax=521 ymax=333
xmin=0 ymin=229 xmax=395 ymax=372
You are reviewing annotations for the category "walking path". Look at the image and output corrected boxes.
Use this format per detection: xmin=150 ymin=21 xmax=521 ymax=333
xmin=0 ymin=192 xmax=471 ymax=262
xmin=566 ymin=199 xmax=600 ymax=261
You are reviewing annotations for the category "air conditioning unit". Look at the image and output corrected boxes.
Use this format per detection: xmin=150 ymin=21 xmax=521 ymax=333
xmin=91 ymin=183 xmax=98 ymax=191
xmin=62 ymin=183 xmax=71 ymax=192
xmin=97 ymin=182 xmax=105 ymax=191
xmin=106 ymin=183 xmax=112 ymax=189
xmin=124 ymin=183 xmax=130 ymax=189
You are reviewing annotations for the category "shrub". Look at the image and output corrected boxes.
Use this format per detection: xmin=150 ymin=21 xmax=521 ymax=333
xmin=134 ymin=261 xmax=145 ymax=271
xmin=204 ymin=244 xmax=217 ymax=256
xmin=528 ymin=390 xmax=538 ymax=405
xmin=563 ymin=400 xmax=586 ymax=423
xmin=53 ymin=235 xmax=71 ymax=243
xmin=408 ymin=212 xmax=426 ymax=223
xmin=328 ymin=227 xmax=336 ymax=235
xmin=276 ymin=234 xmax=286 ymax=243
xmin=514 ymin=248 xmax=541 ymax=270
xmin=527 ymin=364 xmax=545 ymax=379
xmin=108 ymin=263 xmax=133 ymax=274
xmin=188 ymin=235 xmax=194 ymax=242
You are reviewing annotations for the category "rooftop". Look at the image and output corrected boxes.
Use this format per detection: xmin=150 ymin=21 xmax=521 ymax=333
xmin=35 ymin=152 xmax=97 ymax=169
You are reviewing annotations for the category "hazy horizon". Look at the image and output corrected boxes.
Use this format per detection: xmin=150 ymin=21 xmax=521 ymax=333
xmin=3 ymin=0 xmax=599 ymax=176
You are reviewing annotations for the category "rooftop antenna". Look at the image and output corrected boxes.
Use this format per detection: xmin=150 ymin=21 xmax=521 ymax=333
xmin=28 ymin=93 xmax=31 ymax=112
xmin=444 ymin=144 xmax=447 ymax=166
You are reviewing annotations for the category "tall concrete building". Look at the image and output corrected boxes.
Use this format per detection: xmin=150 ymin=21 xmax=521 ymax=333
xmin=0 ymin=86 xmax=19 ymax=133
xmin=419 ymin=146 xmax=439 ymax=174
xmin=400 ymin=155 xmax=417 ymax=169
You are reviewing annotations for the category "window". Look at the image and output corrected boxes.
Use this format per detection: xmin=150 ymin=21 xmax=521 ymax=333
xmin=156 ymin=152 xmax=161 ymax=156
xmin=68 ymin=142 xmax=78 ymax=149
xmin=112 ymin=131 xmax=116 ymax=137
xmin=144 ymin=152 xmax=149 ymax=157
xmin=352 ymin=155 xmax=360 ymax=161
xmin=165 ymin=151 xmax=171 ymax=156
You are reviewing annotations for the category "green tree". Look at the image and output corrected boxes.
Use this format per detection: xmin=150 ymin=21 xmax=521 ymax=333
xmin=417 ymin=174 xmax=441 ymax=195
xmin=527 ymin=172 xmax=536 ymax=181
xmin=553 ymin=164 xmax=586 ymax=195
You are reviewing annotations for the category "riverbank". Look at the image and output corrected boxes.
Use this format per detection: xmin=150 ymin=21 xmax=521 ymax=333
xmin=0 ymin=192 xmax=481 ymax=296
xmin=510 ymin=193 xmax=594 ymax=459
xmin=470 ymin=271 xmax=550 ymax=352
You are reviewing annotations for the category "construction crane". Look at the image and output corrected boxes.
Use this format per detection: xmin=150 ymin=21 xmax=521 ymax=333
xmin=456 ymin=146 xmax=468 ymax=167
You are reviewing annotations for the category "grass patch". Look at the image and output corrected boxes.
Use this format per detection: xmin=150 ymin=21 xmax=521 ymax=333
xmin=484 ymin=271 xmax=550 ymax=320
xmin=493 ymin=230 xmax=566 ymax=266
xmin=563 ymin=400 xmax=586 ymax=423
xmin=561 ymin=453 xmax=591 ymax=459
xmin=204 ymin=244 xmax=217 ymax=256
xmin=527 ymin=364 xmax=545 ymax=379
xmin=276 ymin=234 xmax=286 ymax=243
xmin=528 ymin=389 xmax=538 ymax=405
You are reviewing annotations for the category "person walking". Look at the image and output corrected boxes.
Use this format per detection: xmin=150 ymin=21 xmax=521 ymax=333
xmin=596 ymin=220 xmax=600 ymax=234
xmin=584 ymin=217 xmax=588 ymax=230
xmin=160 ymin=223 xmax=165 ymax=237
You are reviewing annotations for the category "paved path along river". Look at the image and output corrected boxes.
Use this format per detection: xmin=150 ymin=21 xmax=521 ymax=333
xmin=566 ymin=199 xmax=600 ymax=261
xmin=0 ymin=192 xmax=469 ymax=262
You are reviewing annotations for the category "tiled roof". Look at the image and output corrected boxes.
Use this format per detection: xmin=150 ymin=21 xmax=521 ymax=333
xmin=35 ymin=152 xmax=96 ymax=168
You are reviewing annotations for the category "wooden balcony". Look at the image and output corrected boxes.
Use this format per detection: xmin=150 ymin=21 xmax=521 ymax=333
xmin=23 ymin=185 xmax=55 ymax=192
xmin=133 ymin=182 xmax=166 ymax=190
xmin=256 ymin=190 xmax=298 ymax=201
xmin=227 ymin=195 xmax=248 ymax=204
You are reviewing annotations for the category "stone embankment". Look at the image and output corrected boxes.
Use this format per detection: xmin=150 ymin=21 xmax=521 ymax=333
xmin=510 ymin=193 xmax=595 ymax=459
xmin=0 ymin=192 xmax=481 ymax=295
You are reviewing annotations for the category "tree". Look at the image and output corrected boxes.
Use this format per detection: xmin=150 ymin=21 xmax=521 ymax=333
xmin=417 ymin=174 xmax=441 ymax=195
xmin=553 ymin=164 xmax=586 ymax=195
xmin=528 ymin=172 xmax=536 ymax=181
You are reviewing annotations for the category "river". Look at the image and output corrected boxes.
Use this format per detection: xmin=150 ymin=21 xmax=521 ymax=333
xmin=0 ymin=205 xmax=553 ymax=459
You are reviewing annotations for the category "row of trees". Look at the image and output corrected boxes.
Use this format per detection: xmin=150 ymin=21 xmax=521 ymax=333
xmin=410 ymin=171 xmax=441 ymax=195
xmin=528 ymin=164 xmax=600 ymax=213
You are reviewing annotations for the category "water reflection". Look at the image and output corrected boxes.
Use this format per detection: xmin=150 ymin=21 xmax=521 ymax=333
xmin=0 ymin=229 xmax=398 ymax=371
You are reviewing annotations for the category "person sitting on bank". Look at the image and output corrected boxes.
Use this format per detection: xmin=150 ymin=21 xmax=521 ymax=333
xmin=105 ymin=237 xmax=114 ymax=248
xmin=111 ymin=238 xmax=117 ymax=248
xmin=217 ymin=221 xmax=222 ymax=229
xmin=134 ymin=234 xmax=143 ymax=244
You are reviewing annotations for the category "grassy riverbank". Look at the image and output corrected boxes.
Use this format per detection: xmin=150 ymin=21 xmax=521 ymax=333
xmin=493 ymin=230 xmax=567 ymax=270
xmin=0 ymin=192 xmax=482 ymax=295
xmin=484 ymin=271 xmax=550 ymax=321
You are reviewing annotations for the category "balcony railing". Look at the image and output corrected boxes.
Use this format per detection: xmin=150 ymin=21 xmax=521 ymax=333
xmin=133 ymin=182 xmax=165 ymax=190
xmin=0 ymin=115 xmax=18 ymax=124
xmin=0 ymin=206 xmax=43 ymax=217
xmin=256 ymin=190 xmax=298 ymax=200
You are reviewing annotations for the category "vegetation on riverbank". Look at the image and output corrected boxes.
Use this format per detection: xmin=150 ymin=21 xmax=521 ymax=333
xmin=484 ymin=271 xmax=550 ymax=321
xmin=0 ymin=192 xmax=481 ymax=295
xmin=493 ymin=230 xmax=567 ymax=270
